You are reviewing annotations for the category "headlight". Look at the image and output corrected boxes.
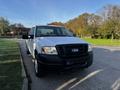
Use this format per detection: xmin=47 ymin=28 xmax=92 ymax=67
xmin=88 ymin=44 xmax=92 ymax=52
xmin=41 ymin=46 xmax=58 ymax=55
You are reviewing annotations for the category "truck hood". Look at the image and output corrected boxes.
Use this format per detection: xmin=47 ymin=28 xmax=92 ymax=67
xmin=36 ymin=37 xmax=88 ymax=46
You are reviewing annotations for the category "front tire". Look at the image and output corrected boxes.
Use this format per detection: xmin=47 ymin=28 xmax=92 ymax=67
xmin=34 ymin=53 xmax=45 ymax=77
xmin=83 ymin=56 xmax=93 ymax=68
xmin=27 ymin=49 xmax=30 ymax=54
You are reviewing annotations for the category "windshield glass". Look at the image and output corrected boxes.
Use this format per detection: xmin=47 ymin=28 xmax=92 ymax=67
xmin=36 ymin=26 xmax=73 ymax=37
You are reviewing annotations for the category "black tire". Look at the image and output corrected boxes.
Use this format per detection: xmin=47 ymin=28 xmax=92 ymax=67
xmin=34 ymin=53 xmax=45 ymax=77
xmin=27 ymin=49 xmax=30 ymax=54
xmin=27 ymin=50 xmax=30 ymax=54
xmin=25 ymin=42 xmax=30 ymax=54
xmin=83 ymin=58 xmax=93 ymax=68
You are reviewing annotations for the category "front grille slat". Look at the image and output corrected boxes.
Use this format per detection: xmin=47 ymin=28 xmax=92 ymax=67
xmin=56 ymin=44 xmax=88 ymax=58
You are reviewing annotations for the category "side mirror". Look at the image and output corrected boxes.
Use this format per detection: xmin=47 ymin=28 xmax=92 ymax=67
xmin=28 ymin=35 xmax=34 ymax=39
xmin=22 ymin=34 xmax=28 ymax=39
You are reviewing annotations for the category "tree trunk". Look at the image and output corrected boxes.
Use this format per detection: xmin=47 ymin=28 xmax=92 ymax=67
xmin=111 ymin=33 xmax=114 ymax=40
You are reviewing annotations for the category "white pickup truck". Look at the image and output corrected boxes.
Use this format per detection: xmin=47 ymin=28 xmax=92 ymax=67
xmin=22 ymin=25 xmax=93 ymax=77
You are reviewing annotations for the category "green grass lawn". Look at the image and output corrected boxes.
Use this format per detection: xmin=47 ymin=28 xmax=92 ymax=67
xmin=0 ymin=39 xmax=22 ymax=90
xmin=82 ymin=38 xmax=120 ymax=46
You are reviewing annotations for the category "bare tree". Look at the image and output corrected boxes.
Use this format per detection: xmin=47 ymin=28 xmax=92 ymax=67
xmin=99 ymin=5 xmax=120 ymax=39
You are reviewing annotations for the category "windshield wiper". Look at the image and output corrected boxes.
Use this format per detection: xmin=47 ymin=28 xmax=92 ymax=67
xmin=57 ymin=35 xmax=73 ymax=37
xmin=37 ymin=34 xmax=73 ymax=37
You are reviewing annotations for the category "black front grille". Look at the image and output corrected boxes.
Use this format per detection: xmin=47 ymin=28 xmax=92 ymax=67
xmin=56 ymin=44 xmax=88 ymax=58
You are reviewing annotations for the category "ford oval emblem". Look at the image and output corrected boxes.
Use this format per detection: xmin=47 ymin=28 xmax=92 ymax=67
xmin=72 ymin=48 xmax=79 ymax=52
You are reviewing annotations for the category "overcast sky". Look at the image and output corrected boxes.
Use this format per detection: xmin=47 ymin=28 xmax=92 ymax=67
xmin=0 ymin=0 xmax=120 ymax=27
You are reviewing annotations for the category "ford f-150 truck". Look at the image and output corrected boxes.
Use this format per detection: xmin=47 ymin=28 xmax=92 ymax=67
xmin=22 ymin=25 xmax=93 ymax=77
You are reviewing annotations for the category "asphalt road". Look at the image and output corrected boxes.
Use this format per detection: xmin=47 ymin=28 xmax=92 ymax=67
xmin=19 ymin=40 xmax=120 ymax=90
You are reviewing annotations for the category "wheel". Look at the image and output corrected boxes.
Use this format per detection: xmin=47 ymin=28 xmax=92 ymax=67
xmin=34 ymin=59 xmax=45 ymax=77
xmin=27 ymin=49 xmax=30 ymax=54
xmin=34 ymin=54 xmax=45 ymax=77
xmin=25 ymin=43 xmax=30 ymax=54
xmin=83 ymin=58 xmax=93 ymax=68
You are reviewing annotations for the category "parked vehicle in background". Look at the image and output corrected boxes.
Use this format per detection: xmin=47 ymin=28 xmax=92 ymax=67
xmin=22 ymin=25 xmax=93 ymax=77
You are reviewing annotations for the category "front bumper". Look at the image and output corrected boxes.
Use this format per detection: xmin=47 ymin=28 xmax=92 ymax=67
xmin=37 ymin=51 xmax=93 ymax=69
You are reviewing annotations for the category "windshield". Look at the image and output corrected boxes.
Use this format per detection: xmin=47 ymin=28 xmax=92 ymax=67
xmin=36 ymin=26 xmax=74 ymax=37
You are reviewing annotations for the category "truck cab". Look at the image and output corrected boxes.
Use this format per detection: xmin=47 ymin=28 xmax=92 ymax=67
xmin=23 ymin=25 xmax=93 ymax=77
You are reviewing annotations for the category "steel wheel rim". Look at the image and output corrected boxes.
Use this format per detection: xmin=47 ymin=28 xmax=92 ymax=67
xmin=35 ymin=59 xmax=38 ymax=73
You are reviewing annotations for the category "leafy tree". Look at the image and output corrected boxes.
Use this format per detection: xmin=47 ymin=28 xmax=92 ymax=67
xmin=65 ymin=13 xmax=102 ymax=38
xmin=87 ymin=14 xmax=102 ymax=38
xmin=48 ymin=22 xmax=64 ymax=26
xmin=0 ymin=17 xmax=9 ymax=36
xmin=99 ymin=19 xmax=120 ymax=39
xmin=99 ymin=5 xmax=120 ymax=39
xmin=65 ymin=13 xmax=90 ymax=37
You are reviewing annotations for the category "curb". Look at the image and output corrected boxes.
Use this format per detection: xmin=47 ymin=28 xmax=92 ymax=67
xmin=18 ymin=41 xmax=32 ymax=90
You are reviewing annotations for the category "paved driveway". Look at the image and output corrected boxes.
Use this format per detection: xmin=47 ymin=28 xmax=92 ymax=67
xmin=19 ymin=40 xmax=120 ymax=90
